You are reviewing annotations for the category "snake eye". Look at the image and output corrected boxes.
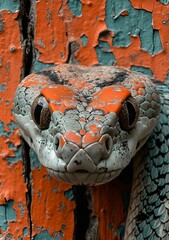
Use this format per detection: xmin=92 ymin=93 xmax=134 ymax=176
xmin=119 ymin=96 xmax=139 ymax=131
xmin=31 ymin=95 xmax=51 ymax=130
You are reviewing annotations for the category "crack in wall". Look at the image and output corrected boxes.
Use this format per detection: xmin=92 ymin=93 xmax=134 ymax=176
xmin=18 ymin=0 xmax=35 ymax=79
xmin=17 ymin=1 xmax=99 ymax=238
xmin=21 ymin=139 xmax=33 ymax=239
xmin=72 ymin=186 xmax=98 ymax=240
xmin=18 ymin=0 xmax=36 ymax=238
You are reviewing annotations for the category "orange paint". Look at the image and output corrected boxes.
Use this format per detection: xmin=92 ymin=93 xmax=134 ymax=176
xmin=2 ymin=0 xmax=169 ymax=239
xmin=31 ymin=167 xmax=75 ymax=239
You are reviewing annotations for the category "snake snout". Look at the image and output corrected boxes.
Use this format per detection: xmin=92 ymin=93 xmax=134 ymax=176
xmin=54 ymin=133 xmax=113 ymax=172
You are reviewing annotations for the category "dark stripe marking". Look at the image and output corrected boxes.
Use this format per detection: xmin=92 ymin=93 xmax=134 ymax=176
xmin=37 ymin=69 xmax=63 ymax=84
xmin=96 ymin=72 xmax=129 ymax=88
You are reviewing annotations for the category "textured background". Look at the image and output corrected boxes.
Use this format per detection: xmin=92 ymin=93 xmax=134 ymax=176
xmin=0 ymin=0 xmax=169 ymax=239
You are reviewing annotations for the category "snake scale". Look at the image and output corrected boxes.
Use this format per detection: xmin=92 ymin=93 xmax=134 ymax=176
xmin=13 ymin=64 xmax=169 ymax=239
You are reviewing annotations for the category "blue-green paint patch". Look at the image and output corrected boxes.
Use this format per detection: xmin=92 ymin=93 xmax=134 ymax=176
xmin=29 ymin=149 xmax=41 ymax=170
xmin=7 ymin=145 xmax=21 ymax=164
xmin=68 ymin=0 xmax=82 ymax=17
xmin=117 ymin=223 xmax=125 ymax=240
xmin=80 ymin=34 xmax=88 ymax=46
xmin=159 ymin=0 xmax=169 ymax=5
xmin=166 ymin=72 xmax=169 ymax=84
xmin=0 ymin=0 xmax=19 ymax=12
xmin=0 ymin=84 xmax=5 ymax=91
xmin=109 ymin=222 xmax=114 ymax=229
xmin=0 ymin=200 xmax=17 ymax=232
xmin=105 ymin=0 xmax=163 ymax=55
xmin=23 ymin=227 xmax=29 ymax=236
xmin=98 ymin=40 xmax=111 ymax=51
xmin=95 ymin=45 xmax=116 ymax=65
xmin=64 ymin=188 xmax=74 ymax=201
xmin=131 ymin=66 xmax=153 ymax=77
xmin=33 ymin=230 xmax=63 ymax=240
xmin=61 ymin=224 xmax=66 ymax=230
xmin=33 ymin=61 xmax=55 ymax=72
xmin=0 ymin=121 xmax=17 ymax=137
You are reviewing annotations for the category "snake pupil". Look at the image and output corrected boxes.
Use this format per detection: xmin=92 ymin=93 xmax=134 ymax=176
xmin=31 ymin=95 xmax=51 ymax=130
xmin=119 ymin=96 xmax=139 ymax=131
xmin=34 ymin=104 xmax=43 ymax=125
xmin=127 ymin=101 xmax=136 ymax=125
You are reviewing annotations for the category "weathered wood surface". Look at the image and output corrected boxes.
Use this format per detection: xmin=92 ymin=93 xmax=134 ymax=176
xmin=1 ymin=0 xmax=169 ymax=239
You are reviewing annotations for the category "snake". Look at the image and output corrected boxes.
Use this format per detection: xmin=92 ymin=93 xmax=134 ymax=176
xmin=13 ymin=64 xmax=169 ymax=239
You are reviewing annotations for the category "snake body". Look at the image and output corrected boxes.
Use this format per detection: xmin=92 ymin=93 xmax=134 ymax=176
xmin=13 ymin=64 xmax=169 ymax=238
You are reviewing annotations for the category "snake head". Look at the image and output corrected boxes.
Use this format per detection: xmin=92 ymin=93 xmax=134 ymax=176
xmin=13 ymin=65 xmax=161 ymax=186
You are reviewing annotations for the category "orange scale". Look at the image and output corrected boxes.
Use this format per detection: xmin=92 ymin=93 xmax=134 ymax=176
xmin=138 ymin=89 xmax=144 ymax=96
xmin=88 ymin=124 xmax=101 ymax=133
xmin=23 ymin=75 xmax=48 ymax=87
xmin=79 ymin=129 xmax=87 ymax=136
xmin=41 ymin=85 xmax=76 ymax=102
xmin=105 ymin=102 xmax=122 ymax=114
xmin=82 ymin=132 xmax=100 ymax=146
xmin=49 ymin=102 xmax=76 ymax=114
xmin=63 ymin=131 xmax=82 ymax=146
xmin=92 ymin=86 xmax=131 ymax=104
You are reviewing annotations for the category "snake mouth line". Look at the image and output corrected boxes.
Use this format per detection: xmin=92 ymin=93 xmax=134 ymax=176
xmin=46 ymin=167 xmax=122 ymax=186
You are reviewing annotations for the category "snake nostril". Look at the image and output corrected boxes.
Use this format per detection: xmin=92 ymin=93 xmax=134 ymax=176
xmin=55 ymin=136 xmax=59 ymax=150
xmin=99 ymin=134 xmax=112 ymax=158
xmin=105 ymin=137 xmax=111 ymax=153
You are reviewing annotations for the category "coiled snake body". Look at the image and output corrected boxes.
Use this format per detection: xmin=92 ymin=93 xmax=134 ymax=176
xmin=13 ymin=64 xmax=169 ymax=239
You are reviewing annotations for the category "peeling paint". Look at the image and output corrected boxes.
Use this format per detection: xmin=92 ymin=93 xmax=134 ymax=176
xmin=0 ymin=1 xmax=19 ymax=12
xmin=105 ymin=0 xmax=163 ymax=55
xmin=68 ymin=0 xmax=82 ymax=16
xmin=34 ymin=230 xmax=64 ymax=240
xmin=1 ymin=0 xmax=169 ymax=239
xmin=131 ymin=65 xmax=153 ymax=77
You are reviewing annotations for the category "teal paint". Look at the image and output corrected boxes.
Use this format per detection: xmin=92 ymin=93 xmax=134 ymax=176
xmin=68 ymin=0 xmax=82 ymax=17
xmin=0 ymin=0 xmax=19 ymax=12
xmin=98 ymin=40 xmax=111 ymax=51
xmin=0 ymin=205 xmax=8 ymax=232
xmin=166 ymin=72 xmax=169 ymax=84
xmin=131 ymin=66 xmax=153 ymax=77
xmin=0 ymin=121 xmax=4 ymax=136
xmin=159 ymin=0 xmax=169 ymax=5
xmin=6 ymin=200 xmax=17 ymax=221
xmin=80 ymin=34 xmax=88 ymax=46
xmin=61 ymin=224 xmax=66 ymax=230
xmin=33 ymin=61 xmax=55 ymax=72
xmin=0 ymin=200 xmax=17 ymax=233
xmin=95 ymin=45 xmax=115 ymax=65
xmin=23 ymin=227 xmax=29 ymax=236
xmin=7 ymin=145 xmax=21 ymax=164
xmin=64 ymin=188 xmax=74 ymax=201
xmin=117 ymin=223 xmax=125 ymax=240
xmin=0 ymin=121 xmax=21 ymax=163
xmin=153 ymin=30 xmax=163 ymax=54
xmin=34 ymin=230 xmax=63 ymax=240
xmin=105 ymin=0 xmax=163 ymax=55
xmin=29 ymin=149 xmax=41 ymax=170
xmin=108 ymin=222 xmax=114 ymax=229
xmin=7 ymin=121 xmax=17 ymax=137
xmin=0 ymin=84 xmax=5 ymax=91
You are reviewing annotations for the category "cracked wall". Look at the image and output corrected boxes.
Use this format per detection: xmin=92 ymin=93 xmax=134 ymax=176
xmin=0 ymin=0 xmax=169 ymax=239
